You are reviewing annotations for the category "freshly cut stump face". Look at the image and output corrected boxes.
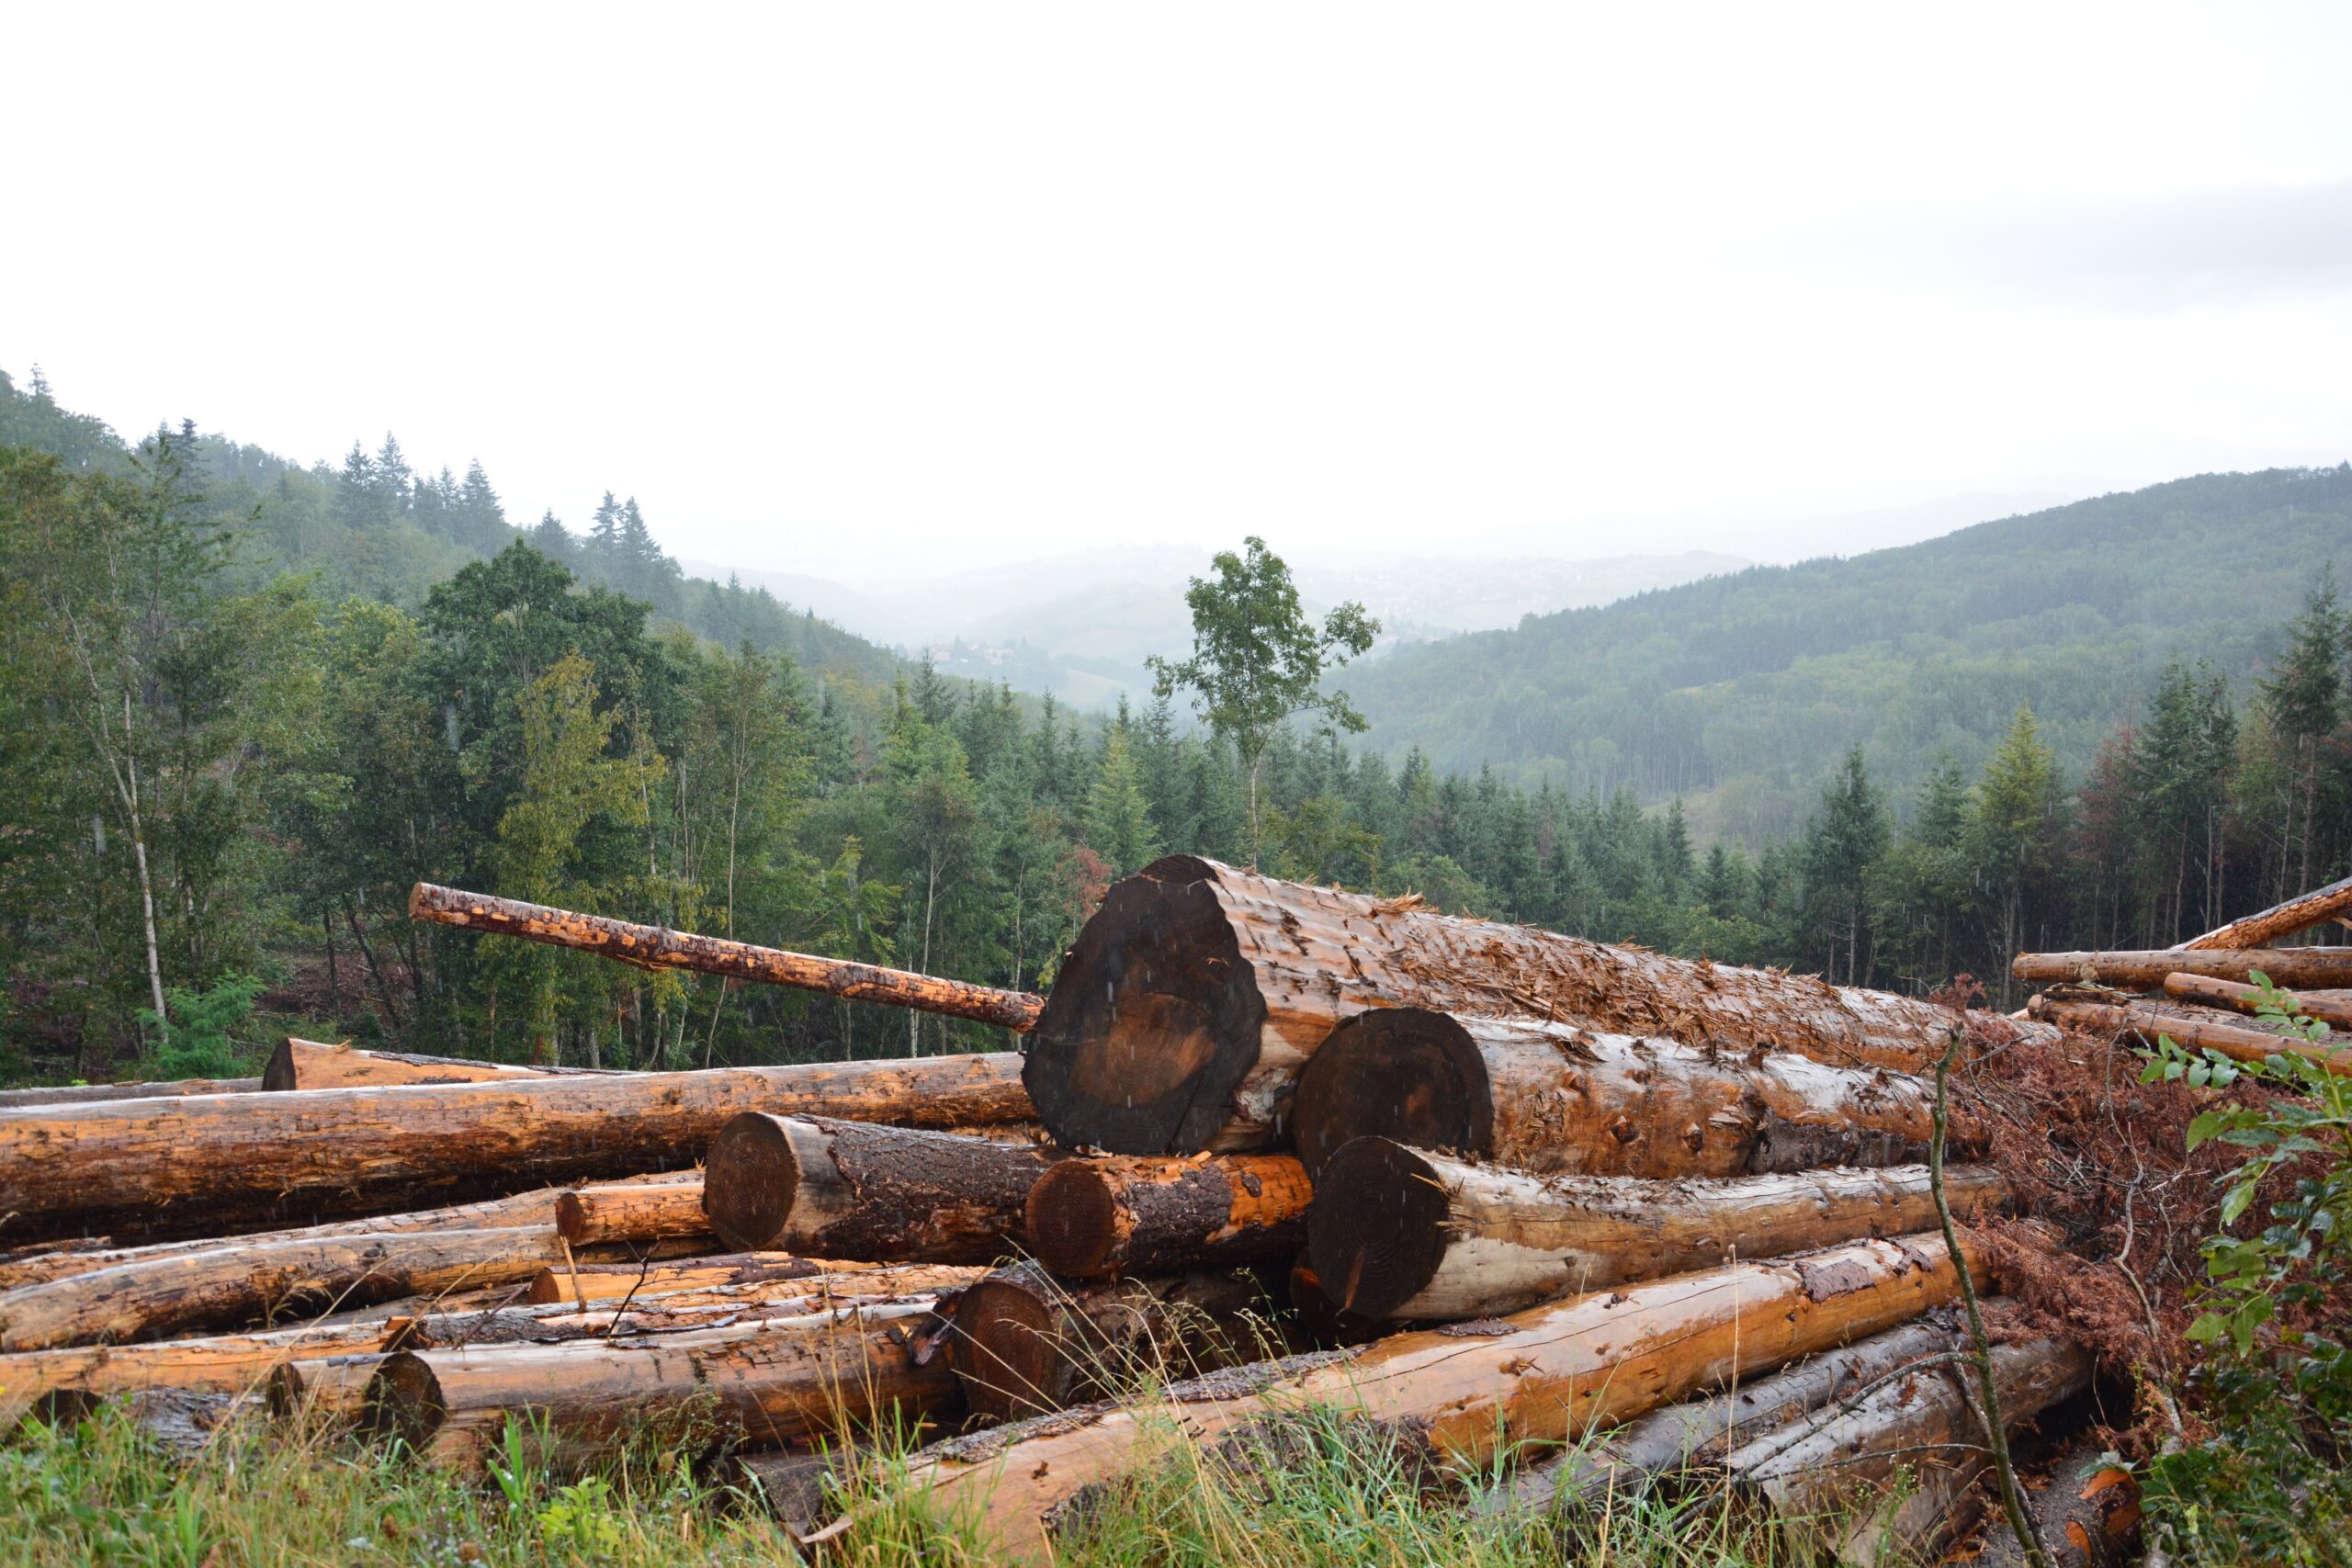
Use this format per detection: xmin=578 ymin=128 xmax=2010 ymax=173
xmin=1306 ymin=1137 xmax=1452 ymax=1319
xmin=1290 ymin=1009 xmax=1492 ymax=1179
xmin=952 ymin=1274 xmax=1069 ymax=1423
xmin=1022 ymin=856 xmax=1268 ymax=1155
xmin=362 ymin=1351 xmax=446 ymax=1448
xmin=702 ymin=1112 xmax=801 ymax=1252
xmin=1024 ymin=1162 xmax=1124 ymax=1277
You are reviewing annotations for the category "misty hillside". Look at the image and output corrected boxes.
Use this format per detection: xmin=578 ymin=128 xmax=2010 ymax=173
xmin=1346 ymin=466 xmax=2352 ymax=845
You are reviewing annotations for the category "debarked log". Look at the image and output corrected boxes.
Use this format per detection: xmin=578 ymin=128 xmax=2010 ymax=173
xmin=263 ymin=1037 xmax=599 ymax=1091
xmin=876 ymin=1233 xmax=1972 ymax=1562
xmin=1308 ymin=1143 xmax=2006 ymax=1320
xmin=2177 ymin=873 xmax=2352 ymax=952
xmin=2013 ymin=947 xmax=2352 ymax=990
xmin=0 ymin=1052 xmax=1030 ymax=1244
xmin=1024 ymin=1154 xmax=1311 ymax=1278
xmin=2028 ymin=996 xmax=2350 ymax=1076
xmin=0 ymin=1077 xmax=262 ymax=1109
xmin=554 ymin=1178 xmax=711 ymax=1247
xmin=1025 ymin=857 xmax=2038 ymax=1156
xmin=1290 ymin=1010 xmax=1960 ymax=1181
xmin=2161 ymin=971 xmax=2352 ymax=1032
xmin=701 ymin=1114 xmax=1064 ymax=1260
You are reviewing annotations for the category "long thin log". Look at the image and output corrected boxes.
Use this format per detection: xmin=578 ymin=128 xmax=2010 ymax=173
xmin=0 ymin=1053 xmax=1030 ymax=1244
xmin=2162 ymin=972 xmax=2352 ymax=1032
xmin=367 ymin=1296 xmax=962 ymax=1471
xmin=263 ymin=1037 xmax=598 ymax=1091
xmin=410 ymin=882 xmax=1044 ymax=1032
xmin=2029 ymin=996 xmax=2351 ymax=1076
xmin=2178 ymin=873 xmax=2352 ymax=951
xmin=1310 ymin=1144 xmax=2007 ymax=1320
xmin=556 ymin=1179 xmax=710 ymax=1247
xmin=1026 ymin=857 xmax=2043 ymax=1156
xmin=518 ymin=1252 xmax=944 ymax=1304
xmin=874 ymin=1233 xmax=1970 ymax=1562
xmin=0 ymin=1077 xmax=262 ymax=1108
xmin=948 ymin=1262 xmax=1284 ymax=1423
xmin=2012 ymin=947 xmax=2352 ymax=989
xmin=701 ymin=1114 xmax=1062 ymax=1260
xmin=1290 ymin=1009 xmax=1958 ymax=1181
xmin=1024 ymin=1154 xmax=1311 ymax=1278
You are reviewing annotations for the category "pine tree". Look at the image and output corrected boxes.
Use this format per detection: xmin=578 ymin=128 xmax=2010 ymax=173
xmin=528 ymin=509 xmax=573 ymax=562
xmin=2253 ymin=575 xmax=2349 ymax=902
xmin=457 ymin=459 xmax=508 ymax=554
xmin=373 ymin=434 xmax=413 ymax=518
xmin=1970 ymin=706 xmax=2065 ymax=996
xmin=1085 ymin=728 xmax=1159 ymax=875
xmin=1798 ymin=746 xmax=1889 ymax=987
xmin=587 ymin=491 xmax=624 ymax=566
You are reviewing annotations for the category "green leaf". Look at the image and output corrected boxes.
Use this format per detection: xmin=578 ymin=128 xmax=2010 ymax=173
xmin=2222 ymin=1181 xmax=2260 ymax=1225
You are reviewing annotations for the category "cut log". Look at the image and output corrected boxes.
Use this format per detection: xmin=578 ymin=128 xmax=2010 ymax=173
xmin=1 ymin=1317 xmax=415 ymax=1427
xmin=0 ymin=1077 xmax=262 ymax=1108
xmin=411 ymin=882 xmax=1044 ymax=1032
xmin=1973 ymin=1443 xmax=2143 ymax=1568
xmin=948 ymin=1262 xmax=1284 ymax=1423
xmin=1719 ymin=1331 xmax=2094 ymax=1564
xmin=2013 ymin=947 xmax=2352 ymax=989
xmin=0 ymin=1225 xmax=709 ymax=1352
xmin=1284 ymin=1258 xmax=1392 ymax=1348
xmin=1310 ymin=1143 xmax=2005 ymax=1320
xmin=1024 ymin=1154 xmax=1310 ymax=1279
xmin=2178 ymin=873 xmax=2352 ymax=951
xmin=555 ymin=1179 xmax=710 ymax=1247
xmin=365 ymin=1296 xmax=962 ymax=1472
xmin=2162 ymin=972 xmax=2352 ymax=1032
xmin=263 ymin=1037 xmax=596 ymax=1091
xmin=0 ymin=1052 xmax=1029 ymax=1244
xmin=1290 ymin=1009 xmax=1957 ymax=1181
xmin=701 ymin=1114 xmax=1063 ymax=1260
xmin=1026 ymin=857 xmax=2034 ymax=1156
xmin=876 ymin=1233 xmax=1970 ymax=1562
xmin=2029 ymin=996 xmax=2351 ymax=1076
xmin=268 ymin=1353 xmax=386 ymax=1422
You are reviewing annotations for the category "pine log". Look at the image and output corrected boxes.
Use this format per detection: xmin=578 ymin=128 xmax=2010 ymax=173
xmin=701 ymin=1114 xmax=1063 ymax=1260
xmin=0 ymin=1225 xmax=709 ymax=1352
xmin=268 ymin=1353 xmax=386 ymax=1422
xmin=1719 ymin=1332 xmax=2094 ymax=1562
xmin=528 ymin=1252 xmax=816 ymax=1304
xmin=411 ymin=882 xmax=1044 ymax=1031
xmin=0 ymin=1077 xmax=262 ymax=1108
xmin=2013 ymin=947 xmax=2352 ymax=989
xmin=2162 ymin=972 xmax=2352 ymax=1032
xmin=1310 ymin=1144 xmax=2006 ymax=1320
xmin=555 ymin=1179 xmax=710 ymax=1247
xmin=2029 ymin=995 xmax=2352 ymax=1076
xmin=263 ymin=1037 xmax=601 ymax=1091
xmin=876 ymin=1233 xmax=1970 ymax=1562
xmin=1476 ymin=1319 xmax=1965 ymax=1515
xmin=0 ymin=1317 xmax=414 ymax=1427
xmin=1284 ymin=1258 xmax=1393 ymax=1347
xmin=948 ymin=1262 xmax=1285 ymax=1423
xmin=366 ymin=1296 xmax=962 ymax=1471
xmin=1024 ymin=1154 xmax=1310 ymax=1279
xmin=0 ymin=1052 xmax=1029 ymax=1244
xmin=1025 ymin=857 xmax=2034 ymax=1156
xmin=1973 ymin=1443 xmax=2143 ymax=1568
xmin=1290 ymin=1009 xmax=1957 ymax=1181
xmin=2178 ymin=873 xmax=2352 ymax=951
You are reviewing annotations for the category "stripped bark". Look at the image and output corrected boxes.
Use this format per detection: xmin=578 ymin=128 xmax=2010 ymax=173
xmin=2013 ymin=948 xmax=2352 ymax=989
xmin=2029 ymin=995 xmax=2350 ymax=1076
xmin=1024 ymin=1154 xmax=1310 ymax=1278
xmin=2177 ymin=873 xmax=2352 ymax=951
xmin=2161 ymin=972 xmax=2352 ymax=1032
xmin=556 ymin=1179 xmax=711 ymax=1247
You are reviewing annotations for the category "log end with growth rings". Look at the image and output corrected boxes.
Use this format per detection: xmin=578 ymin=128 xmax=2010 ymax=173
xmin=702 ymin=1112 xmax=804 ymax=1252
xmin=362 ymin=1351 xmax=446 ymax=1448
xmin=950 ymin=1271 xmax=1069 ymax=1424
xmin=1291 ymin=1009 xmax=1492 ymax=1179
xmin=1023 ymin=1162 xmax=1125 ymax=1278
xmin=1305 ymin=1137 xmax=1453 ymax=1320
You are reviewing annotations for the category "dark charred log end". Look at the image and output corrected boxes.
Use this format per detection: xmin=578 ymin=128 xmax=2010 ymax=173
xmin=1306 ymin=1137 xmax=1449 ymax=1322
xmin=1291 ymin=1009 xmax=1491 ymax=1179
xmin=362 ymin=1351 xmax=445 ymax=1446
xmin=553 ymin=1190 xmax=591 ymax=1245
xmin=703 ymin=1112 xmax=803 ymax=1252
xmin=260 ymin=1038 xmax=300 ymax=1093
xmin=1023 ymin=864 xmax=1265 ymax=1155
xmin=1026 ymin=1162 xmax=1121 ymax=1277
xmin=954 ymin=1275 xmax=1066 ymax=1425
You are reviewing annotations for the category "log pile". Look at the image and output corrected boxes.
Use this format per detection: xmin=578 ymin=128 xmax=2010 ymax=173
xmin=1 ymin=866 xmax=2112 ymax=1564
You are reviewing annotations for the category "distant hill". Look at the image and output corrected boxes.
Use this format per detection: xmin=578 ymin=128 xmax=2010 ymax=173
xmin=1345 ymin=468 xmax=2352 ymax=846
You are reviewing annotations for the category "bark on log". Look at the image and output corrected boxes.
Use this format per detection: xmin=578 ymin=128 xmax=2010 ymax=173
xmin=1024 ymin=1154 xmax=1310 ymax=1279
xmin=1290 ymin=1009 xmax=1958 ymax=1181
xmin=0 ymin=1053 xmax=1029 ymax=1244
xmin=1026 ymin=857 xmax=2031 ymax=1156
xmin=365 ymin=1296 xmax=962 ymax=1472
xmin=0 ymin=1225 xmax=710 ymax=1352
xmin=876 ymin=1233 xmax=1970 ymax=1562
xmin=1719 ymin=1332 xmax=2094 ymax=1563
xmin=1973 ymin=1443 xmax=2143 ymax=1568
xmin=0 ymin=1077 xmax=262 ymax=1108
xmin=2177 ymin=873 xmax=2352 ymax=952
xmin=2013 ymin=948 xmax=2352 ymax=989
xmin=2162 ymin=972 xmax=2352 ymax=1032
xmin=1310 ymin=1143 xmax=2006 ymax=1320
xmin=555 ymin=1180 xmax=710 ymax=1247
xmin=2029 ymin=996 xmax=2352 ymax=1076
xmin=701 ymin=1114 xmax=1063 ymax=1260
xmin=1480 ymin=1319 xmax=1966 ymax=1516
xmin=529 ymin=1252 xmax=821 ymax=1304
xmin=411 ymin=882 xmax=1044 ymax=1032
xmin=268 ymin=1353 xmax=386 ymax=1423
xmin=263 ymin=1037 xmax=600 ymax=1091
xmin=947 ymin=1261 xmax=1285 ymax=1424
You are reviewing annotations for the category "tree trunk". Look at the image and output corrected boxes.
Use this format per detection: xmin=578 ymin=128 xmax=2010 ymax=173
xmin=877 ymin=1234 xmax=1970 ymax=1563
xmin=2013 ymin=948 xmax=2352 ymax=989
xmin=1024 ymin=1154 xmax=1311 ymax=1278
xmin=2161 ymin=972 xmax=2352 ymax=1032
xmin=2177 ymin=872 xmax=2352 ymax=952
xmin=555 ymin=1179 xmax=711 ymax=1247
xmin=1290 ymin=1009 xmax=1963 ymax=1181
xmin=1024 ymin=857 xmax=2032 ymax=1156
xmin=0 ymin=1053 xmax=1030 ymax=1245
xmin=364 ymin=1296 xmax=962 ymax=1472
xmin=268 ymin=1353 xmax=386 ymax=1424
xmin=261 ymin=1037 xmax=599 ymax=1091
xmin=947 ymin=1261 xmax=1286 ymax=1423
xmin=2029 ymin=995 xmax=2350 ymax=1076
xmin=0 ymin=1077 xmax=263 ymax=1110
xmin=527 ymin=1256 xmax=981 ymax=1305
xmin=409 ymin=883 xmax=1043 ymax=1032
xmin=701 ymin=1114 xmax=1063 ymax=1260
xmin=1310 ymin=1143 xmax=2006 ymax=1320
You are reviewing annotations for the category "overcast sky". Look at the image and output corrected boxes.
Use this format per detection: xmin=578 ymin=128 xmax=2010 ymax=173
xmin=6 ymin=5 xmax=2350 ymax=580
